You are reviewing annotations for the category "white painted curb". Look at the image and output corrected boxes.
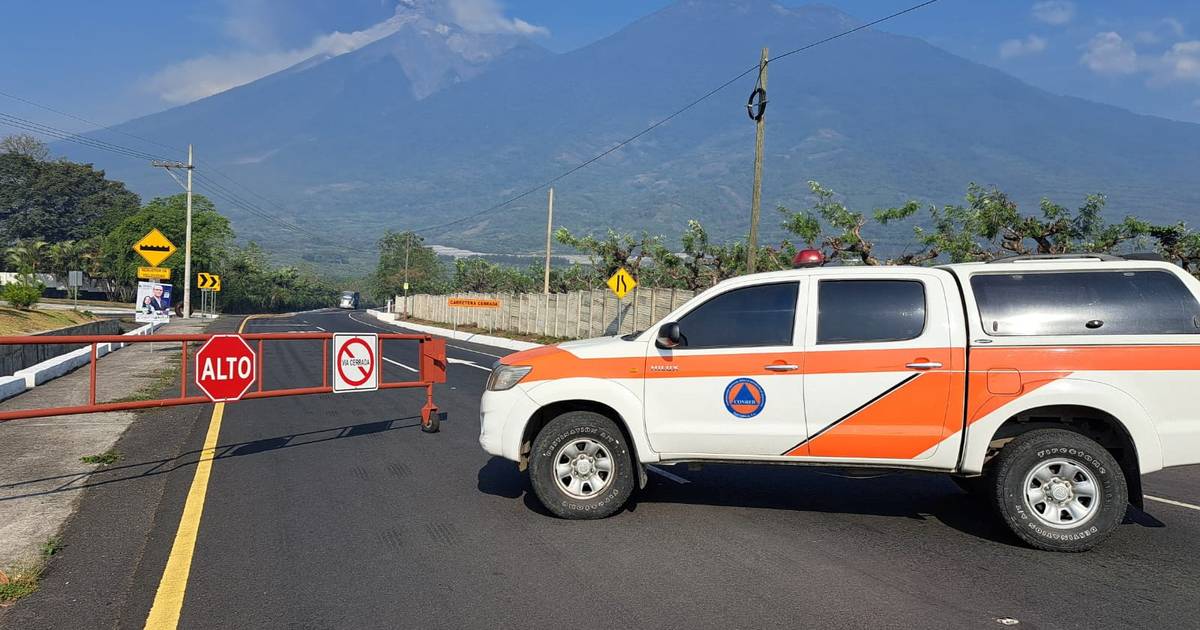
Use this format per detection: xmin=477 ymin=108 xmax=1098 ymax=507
xmin=3 ymin=321 xmax=163 ymax=400
xmin=365 ymin=309 xmax=542 ymax=352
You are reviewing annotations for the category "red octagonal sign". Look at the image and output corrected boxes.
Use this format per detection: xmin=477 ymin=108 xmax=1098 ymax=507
xmin=195 ymin=335 xmax=257 ymax=402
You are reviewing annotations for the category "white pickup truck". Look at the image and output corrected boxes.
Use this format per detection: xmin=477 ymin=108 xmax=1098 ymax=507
xmin=479 ymin=253 xmax=1200 ymax=551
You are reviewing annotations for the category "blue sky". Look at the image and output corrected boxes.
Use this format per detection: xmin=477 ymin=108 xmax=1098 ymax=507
xmin=2 ymin=0 xmax=1199 ymax=128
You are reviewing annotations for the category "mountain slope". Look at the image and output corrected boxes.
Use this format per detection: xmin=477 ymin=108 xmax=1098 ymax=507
xmin=72 ymin=0 xmax=1200 ymax=265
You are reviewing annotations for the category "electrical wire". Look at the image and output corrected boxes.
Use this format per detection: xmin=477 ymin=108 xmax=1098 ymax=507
xmin=0 ymin=110 xmax=333 ymax=244
xmin=410 ymin=0 xmax=942 ymax=235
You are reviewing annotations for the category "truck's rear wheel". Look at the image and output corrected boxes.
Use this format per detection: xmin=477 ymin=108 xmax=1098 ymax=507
xmin=529 ymin=411 xmax=635 ymax=519
xmin=990 ymin=429 xmax=1127 ymax=552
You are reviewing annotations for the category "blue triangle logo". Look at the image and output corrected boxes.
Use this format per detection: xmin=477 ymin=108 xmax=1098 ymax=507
xmin=731 ymin=384 xmax=757 ymax=406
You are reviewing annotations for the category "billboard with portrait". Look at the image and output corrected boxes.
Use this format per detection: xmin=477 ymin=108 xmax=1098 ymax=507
xmin=135 ymin=281 xmax=172 ymax=324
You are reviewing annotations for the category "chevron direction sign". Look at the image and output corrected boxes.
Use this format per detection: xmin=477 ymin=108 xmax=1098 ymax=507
xmin=197 ymin=272 xmax=222 ymax=292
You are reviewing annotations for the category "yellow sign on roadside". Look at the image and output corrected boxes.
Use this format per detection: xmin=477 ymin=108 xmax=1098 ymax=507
xmin=197 ymin=273 xmax=221 ymax=292
xmin=448 ymin=297 xmax=500 ymax=308
xmin=133 ymin=228 xmax=177 ymax=266
xmin=138 ymin=266 xmax=171 ymax=280
xmin=606 ymin=267 xmax=636 ymax=299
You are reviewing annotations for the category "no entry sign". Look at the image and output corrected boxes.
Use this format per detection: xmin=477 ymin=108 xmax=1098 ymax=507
xmin=333 ymin=333 xmax=378 ymax=393
xmin=195 ymin=335 xmax=257 ymax=402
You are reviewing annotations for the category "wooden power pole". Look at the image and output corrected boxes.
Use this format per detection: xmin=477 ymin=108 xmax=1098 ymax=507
xmin=747 ymin=48 xmax=768 ymax=274
xmin=543 ymin=187 xmax=554 ymax=294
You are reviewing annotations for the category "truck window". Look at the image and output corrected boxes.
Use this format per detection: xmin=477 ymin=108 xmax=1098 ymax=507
xmin=675 ymin=282 xmax=798 ymax=348
xmin=817 ymin=280 xmax=926 ymax=345
xmin=971 ymin=270 xmax=1200 ymax=336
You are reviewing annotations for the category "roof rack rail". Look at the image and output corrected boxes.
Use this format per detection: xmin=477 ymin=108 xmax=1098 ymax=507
xmin=986 ymin=253 xmax=1125 ymax=264
xmin=1121 ymin=252 xmax=1165 ymax=261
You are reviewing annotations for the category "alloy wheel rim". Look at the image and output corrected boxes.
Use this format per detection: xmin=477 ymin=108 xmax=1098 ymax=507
xmin=1023 ymin=458 xmax=1100 ymax=529
xmin=553 ymin=438 xmax=614 ymax=499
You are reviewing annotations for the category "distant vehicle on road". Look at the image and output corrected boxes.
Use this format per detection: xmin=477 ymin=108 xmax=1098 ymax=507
xmin=480 ymin=252 xmax=1200 ymax=551
xmin=338 ymin=291 xmax=360 ymax=309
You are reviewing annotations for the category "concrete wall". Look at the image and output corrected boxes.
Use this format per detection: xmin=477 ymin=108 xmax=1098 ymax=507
xmin=0 ymin=318 xmax=122 ymax=377
xmin=396 ymin=287 xmax=698 ymax=340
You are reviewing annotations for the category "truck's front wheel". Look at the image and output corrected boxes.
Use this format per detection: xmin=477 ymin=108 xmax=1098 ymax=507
xmin=991 ymin=429 xmax=1127 ymax=552
xmin=529 ymin=411 xmax=635 ymax=519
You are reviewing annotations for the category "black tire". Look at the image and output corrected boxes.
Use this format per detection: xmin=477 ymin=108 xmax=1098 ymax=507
xmin=990 ymin=429 xmax=1127 ymax=552
xmin=529 ymin=411 xmax=635 ymax=520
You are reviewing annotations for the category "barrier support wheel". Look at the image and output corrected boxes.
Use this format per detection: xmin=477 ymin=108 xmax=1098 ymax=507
xmin=421 ymin=404 xmax=441 ymax=433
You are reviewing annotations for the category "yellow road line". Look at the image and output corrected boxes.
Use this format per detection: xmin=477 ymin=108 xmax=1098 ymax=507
xmin=144 ymin=315 xmax=263 ymax=629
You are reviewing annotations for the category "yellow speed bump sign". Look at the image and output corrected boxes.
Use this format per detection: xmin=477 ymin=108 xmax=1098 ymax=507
xmin=606 ymin=267 xmax=636 ymax=299
xmin=133 ymin=228 xmax=177 ymax=266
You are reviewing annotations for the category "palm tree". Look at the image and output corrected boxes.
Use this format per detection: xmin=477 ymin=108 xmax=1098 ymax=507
xmin=6 ymin=239 xmax=47 ymax=273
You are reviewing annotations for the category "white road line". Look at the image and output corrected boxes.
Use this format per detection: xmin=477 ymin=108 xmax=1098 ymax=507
xmin=646 ymin=465 xmax=690 ymax=484
xmin=348 ymin=312 xmax=503 ymax=358
xmin=448 ymin=357 xmax=491 ymax=371
xmin=382 ymin=356 xmax=417 ymax=373
xmin=1146 ymin=495 xmax=1200 ymax=512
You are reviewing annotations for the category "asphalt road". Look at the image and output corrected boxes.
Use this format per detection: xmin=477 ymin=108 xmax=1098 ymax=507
xmin=5 ymin=308 xmax=1200 ymax=629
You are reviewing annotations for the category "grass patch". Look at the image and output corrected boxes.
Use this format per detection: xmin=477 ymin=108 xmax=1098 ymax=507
xmin=0 ymin=306 xmax=101 ymax=336
xmin=111 ymin=359 xmax=181 ymax=404
xmin=0 ymin=563 xmax=43 ymax=605
xmin=0 ymin=536 xmax=60 ymax=605
xmin=79 ymin=449 xmax=123 ymax=466
xmin=38 ymin=537 xmax=64 ymax=558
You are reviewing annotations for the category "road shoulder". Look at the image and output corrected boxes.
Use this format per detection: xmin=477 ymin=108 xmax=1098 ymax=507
xmin=0 ymin=316 xmax=237 ymax=627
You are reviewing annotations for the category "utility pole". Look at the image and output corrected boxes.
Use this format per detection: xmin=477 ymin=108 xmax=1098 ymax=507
xmin=543 ymin=187 xmax=554 ymax=295
xmin=746 ymin=47 xmax=769 ymax=274
xmin=183 ymin=144 xmax=193 ymax=318
xmin=150 ymin=143 xmax=195 ymax=317
xmin=402 ymin=231 xmax=412 ymax=318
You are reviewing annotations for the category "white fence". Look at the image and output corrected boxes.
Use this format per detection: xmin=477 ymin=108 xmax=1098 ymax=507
xmin=396 ymin=287 xmax=698 ymax=339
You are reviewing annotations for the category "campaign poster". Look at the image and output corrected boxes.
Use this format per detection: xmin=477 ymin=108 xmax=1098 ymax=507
xmin=135 ymin=281 xmax=173 ymax=324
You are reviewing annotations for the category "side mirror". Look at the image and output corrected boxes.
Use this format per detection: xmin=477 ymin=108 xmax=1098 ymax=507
xmin=656 ymin=322 xmax=682 ymax=349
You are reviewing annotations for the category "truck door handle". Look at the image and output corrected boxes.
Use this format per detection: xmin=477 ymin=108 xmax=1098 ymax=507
xmin=905 ymin=361 xmax=943 ymax=370
xmin=764 ymin=364 xmax=800 ymax=372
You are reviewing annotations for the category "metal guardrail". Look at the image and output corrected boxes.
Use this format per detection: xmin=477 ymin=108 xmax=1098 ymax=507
xmin=0 ymin=333 xmax=448 ymax=431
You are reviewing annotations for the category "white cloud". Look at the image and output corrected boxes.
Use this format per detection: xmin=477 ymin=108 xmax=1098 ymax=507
xmin=1032 ymin=1 xmax=1075 ymax=26
xmin=1135 ymin=17 xmax=1186 ymax=44
xmin=1163 ymin=17 xmax=1186 ymax=39
xmin=999 ymin=35 xmax=1048 ymax=59
xmin=1080 ymin=32 xmax=1138 ymax=75
xmin=446 ymin=0 xmax=548 ymax=36
xmin=1159 ymin=40 xmax=1200 ymax=82
xmin=145 ymin=13 xmax=413 ymax=104
xmin=145 ymin=0 xmax=547 ymax=105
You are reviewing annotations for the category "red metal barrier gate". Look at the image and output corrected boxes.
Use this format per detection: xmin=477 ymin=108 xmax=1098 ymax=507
xmin=0 ymin=333 xmax=449 ymax=431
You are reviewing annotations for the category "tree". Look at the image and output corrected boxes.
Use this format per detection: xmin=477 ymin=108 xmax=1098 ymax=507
xmin=0 ymin=134 xmax=49 ymax=161
xmin=371 ymin=231 xmax=445 ymax=301
xmin=6 ymin=239 xmax=48 ymax=273
xmin=99 ymin=194 xmax=232 ymax=301
xmin=780 ymin=181 xmax=930 ymax=265
xmin=554 ymin=227 xmax=662 ymax=282
xmin=0 ymin=152 xmax=140 ymax=242
xmin=46 ymin=239 xmax=94 ymax=276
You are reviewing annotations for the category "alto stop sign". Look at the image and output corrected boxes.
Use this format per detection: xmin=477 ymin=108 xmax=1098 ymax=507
xmin=195 ymin=334 xmax=257 ymax=402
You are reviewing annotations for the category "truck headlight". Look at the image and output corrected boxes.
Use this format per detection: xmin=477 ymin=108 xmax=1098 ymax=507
xmin=486 ymin=364 xmax=532 ymax=391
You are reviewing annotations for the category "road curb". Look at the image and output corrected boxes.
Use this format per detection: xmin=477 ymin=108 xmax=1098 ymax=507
xmin=365 ymin=309 xmax=542 ymax=351
xmin=3 ymin=321 xmax=163 ymax=400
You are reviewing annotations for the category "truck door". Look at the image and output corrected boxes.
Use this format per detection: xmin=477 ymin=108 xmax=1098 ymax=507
xmin=799 ymin=273 xmax=960 ymax=462
xmin=643 ymin=280 xmax=808 ymax=456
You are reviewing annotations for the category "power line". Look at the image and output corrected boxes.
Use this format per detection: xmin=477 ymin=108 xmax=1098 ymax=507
xmin=0 ymin=89 xmax=186 ymax=157
xmin=0 ymin=90 xmax=329 ymax=242
xmin=0 ymin=109 xmax=333 ymax=245
xmin=411 ymin=0 xmax=942 ymax=236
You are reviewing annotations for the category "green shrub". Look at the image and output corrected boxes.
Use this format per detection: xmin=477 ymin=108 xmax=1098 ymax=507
xmin=3 ymin=274 xmax=43 ymax=310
